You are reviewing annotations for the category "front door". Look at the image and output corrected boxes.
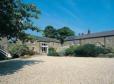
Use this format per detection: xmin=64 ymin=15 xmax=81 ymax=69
xmin=42 ymin=47 xmax=47 ymax=53
xmin=41 ymin=43 xmax=48 ymax=55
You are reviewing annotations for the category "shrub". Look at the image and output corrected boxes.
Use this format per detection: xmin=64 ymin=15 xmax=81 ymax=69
xmin=48 ymin=48 xmax=59 ymax=56
xmin=95 ymin=47 xmax=112 ymax=55
xmin=28 ymin=50 xmax=36 ymax=55
xmin=105 ymin=53 xmax=114 ymax=58
xmin=74 ymin=44 xmax=97 ymax=57
xmin=65 ymin=45 xmax=78 ymax=56
xmin=112 ymin=48 xmax=114 ymax=53
xmin=74 ymin=44 xmax=112 ymax=57
xmin=98 ymin=53 xmax=114 ymax=58
xmin=58 ymin=50 xmax=66 ymax=56
xmin=8 ymin=44 xmax=30 ymax=58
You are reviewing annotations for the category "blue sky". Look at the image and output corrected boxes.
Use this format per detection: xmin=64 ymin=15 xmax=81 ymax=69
xmin=25 ymin=0 xmax=114 ymax=36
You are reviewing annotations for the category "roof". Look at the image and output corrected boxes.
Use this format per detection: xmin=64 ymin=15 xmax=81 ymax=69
xmin=36 ymin=37 xmax=60 ymax=43
xmin=65 ymin=30 xmax=114 ymax=41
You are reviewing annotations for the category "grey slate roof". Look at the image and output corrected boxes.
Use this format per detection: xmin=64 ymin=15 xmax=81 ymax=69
xmin=65 ymin=30 xmax=114 ymax=41
xmin=36 ymin=37 xmax=60 ymax=43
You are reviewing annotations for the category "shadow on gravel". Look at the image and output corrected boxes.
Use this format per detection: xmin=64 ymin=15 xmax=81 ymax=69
xmin=0 ymin=59 xmax=44 ymax=76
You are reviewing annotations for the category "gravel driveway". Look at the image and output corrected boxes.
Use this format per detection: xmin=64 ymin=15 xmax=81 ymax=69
xmin=0 ymin=56 xmax=114 ymax=84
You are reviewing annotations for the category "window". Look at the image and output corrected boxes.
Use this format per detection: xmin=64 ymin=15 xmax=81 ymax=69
xmin=42 ymin=47 xmax=47 ymax=53
xmin=42 ymin=43 xmax=47 ymax=46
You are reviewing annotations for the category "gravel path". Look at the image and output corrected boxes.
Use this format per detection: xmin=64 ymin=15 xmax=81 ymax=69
xmin=0 ymin=56 xmax=114 ymax=84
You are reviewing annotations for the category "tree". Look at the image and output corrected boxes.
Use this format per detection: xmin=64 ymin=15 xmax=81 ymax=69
xmin=43 ymin=26 xmax=75 ymax=44
xmin=0 ymin=0 xmax=40 ymax=39
xmin=57 ymin=27 xmax=75 ymax=44
xmin=18 ymin=32 xmax=37 ymax=43
xmin=43 ymin=25 xmax=57 ymax=38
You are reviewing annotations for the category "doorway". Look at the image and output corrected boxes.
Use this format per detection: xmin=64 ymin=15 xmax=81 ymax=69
xmin=41 ymin=43 xmax=48 ymax=54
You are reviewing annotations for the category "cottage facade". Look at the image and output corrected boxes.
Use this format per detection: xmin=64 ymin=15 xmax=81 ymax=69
xmin=25 ymin=37 xmax=61 ymax=55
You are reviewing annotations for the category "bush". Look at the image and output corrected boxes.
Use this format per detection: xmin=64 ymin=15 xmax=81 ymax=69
xmin=105 ymin=53 xmax=114 ymax=58
xmin=8 ymin=44 xmax=30 ymax=58
xmin=48 ymin=48 xmax=59 ymax=56
xmin=63 ymin=44 xmax=113 ymax=57
xmin=65 ymin=45 xmax=78 ymax=56
xmin=98 ymin=53 xmax=114 ymax=58
xmin=74 ymin=44 xmax=97 ymax=57
xmin=74 ymin=44 xmax=112 ymax=57
xmin=95 ymin=47 xmax=112 ymax=55
xmin=112 ymin=48 xmax=114 ymax=53
xmin=28 ymin=50 xmax=36 ymax=55
xmin=57 ymin=50 xmax=66 ymax=56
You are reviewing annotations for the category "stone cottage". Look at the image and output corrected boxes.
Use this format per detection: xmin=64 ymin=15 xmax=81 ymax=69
xmin=0 ymin=37 xmax=61 ymax=55
xmin=25 ymin=37 xmax=61 ymax=55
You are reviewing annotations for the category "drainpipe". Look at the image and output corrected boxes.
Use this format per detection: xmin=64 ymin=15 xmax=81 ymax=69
xmin=79 ymin=39 xmax=82 ymax=45
xmin=104 ymin=37 xmax=106 ymax=47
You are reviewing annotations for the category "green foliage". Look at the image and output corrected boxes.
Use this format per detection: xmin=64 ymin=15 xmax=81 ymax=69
xmin=48 ymin=48 xmax=59 ymax=56
xmin=0 ymin=0 xmax=40 ymax=39
xmin=74 ymin=44 xmax=112 ymax=57
xmin=57 ymin=27 xmax=75 ymax=37
xmin=98 ymin=53 xmax=114 ymax=58
xmin=43 ymin=26 xmax=75 ymax=44
xmin=112 ymin=48 xmax=114 ymax=53
xmin=57 ymin=50 xmax=66 ymax=56
xmin=104 ymin=53 xmax=114 ymax=58
xmin=65 ymin=45 xmax=78 ymax=56
xmin=8 ymin=44 xmax=33 ymax=58
xmin=74 ymin=44 xmax=98 ymax=57
xmin=64 ymin=44 xmax=112 ymax=57
xmin=43 ymin=25 xmax=57 ymax=38
xmin=19 ymin=34 xmax=38 ymax=43
xmin=96 ymin=47 xmax=112 ymax=54
xmin=57 ymin=27 xmax=75 ymax=44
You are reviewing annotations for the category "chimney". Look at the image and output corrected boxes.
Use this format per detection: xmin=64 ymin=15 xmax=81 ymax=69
xmin=81 ymin=33 xmax=84 ymax=36
xmin=87 ymin=29 xmax=91 ymax=35
xmin=78 ymin=33 xmax=81 ymax=36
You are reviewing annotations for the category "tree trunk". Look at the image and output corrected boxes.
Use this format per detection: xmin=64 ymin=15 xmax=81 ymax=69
xmin=0 ymin=37 xmax=8 ymax=51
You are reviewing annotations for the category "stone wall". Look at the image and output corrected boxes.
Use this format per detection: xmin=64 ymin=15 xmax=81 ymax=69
xmin=80 ymin=37 xmax=105 ymax=45
xmin=105 ymin=36 xmax=114 ymax=48
xmin=64 ymin=40 xmax=80 ymax=47
xmin=26 ymin=41 xmax=61 ymax=55
xmin=65 ymin=36 xmax=114 ymax=49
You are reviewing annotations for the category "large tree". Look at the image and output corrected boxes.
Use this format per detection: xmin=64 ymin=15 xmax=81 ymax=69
xmin=57 ymin=27 xmax=75 ymax=44
xmin=43 ymin=25 xmax=57 ymax=38
xmin=0 ymin=0 xmax=40 ymax=40
xmin=43 ymin=26 xmax=75 ymax=44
